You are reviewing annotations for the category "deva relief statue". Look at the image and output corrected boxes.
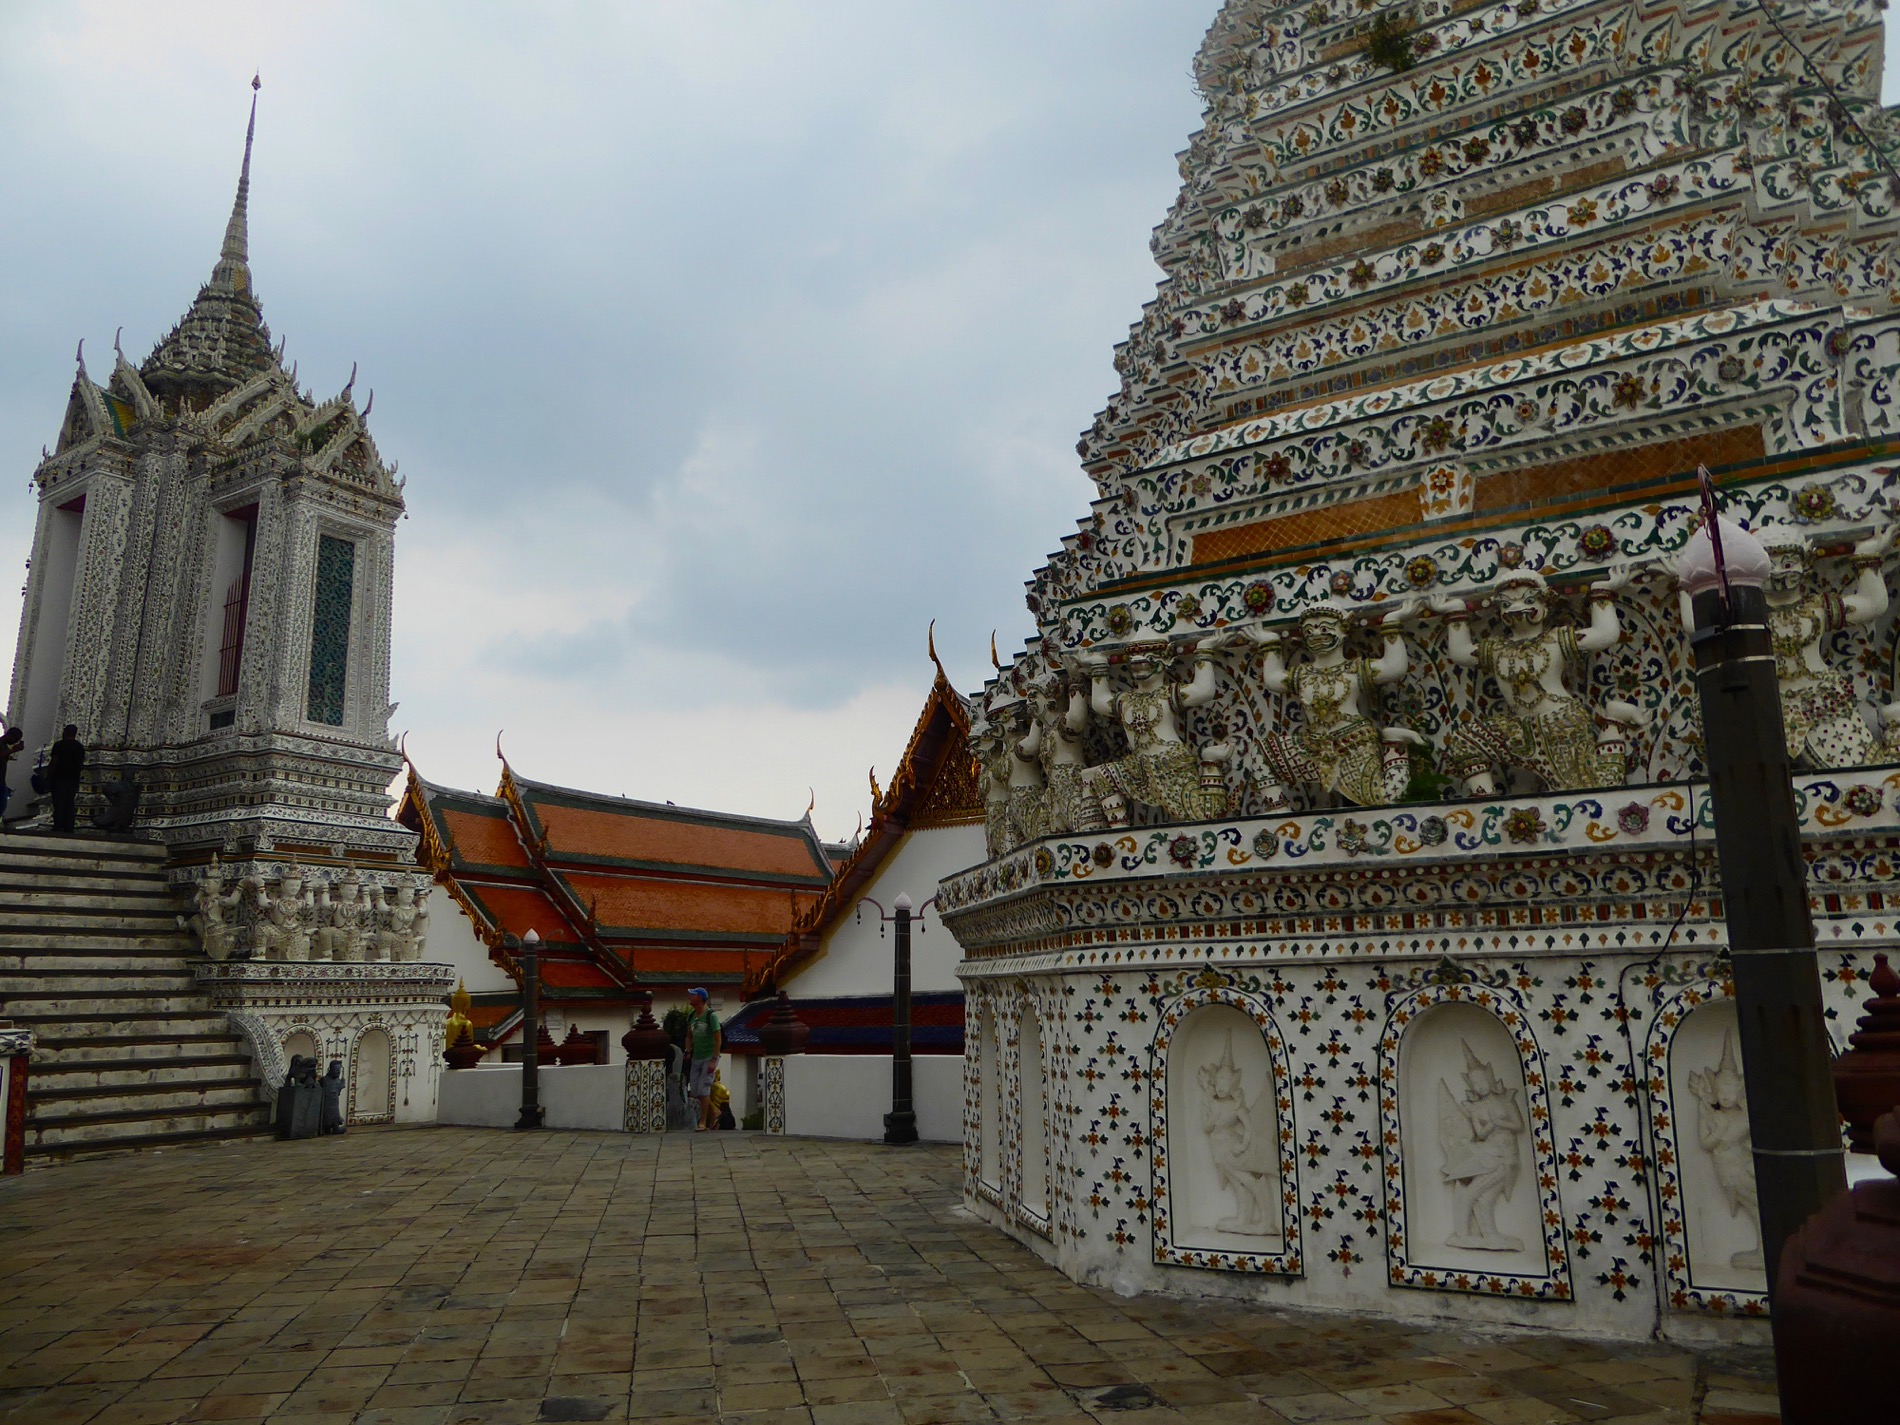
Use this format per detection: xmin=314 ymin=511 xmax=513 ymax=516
xmin=1433 ymin=567 xmax=1646 ymax=797
xmin=1437 ymin=1041 xmax=1529 ymax=1252
xmin=1688 ymin=1030 xmax=1763 ymax=1272
xmin=1022 ymin=669 xmax=1090 ymax=835
xmin=1243 ymin=598 xmax=1424 ymax=811
xmin=1198 ymin=1028 xmax=1280 ymax=1236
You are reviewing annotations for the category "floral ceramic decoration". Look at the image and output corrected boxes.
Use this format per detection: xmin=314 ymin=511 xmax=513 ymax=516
xmin=1405 ymin=555 xmax=1440 ymax=587
xmin=1845 ymin=783 xmax=1883 ymax=817
xmin=1252 ymin=828 xmax=1279 ymax=860
xmin=1578 ymin=525 xmax=1618 ymax=559
xmin=1793 ymin=482 xmax=1837 ymax=522
xmin=1505 ymin=807 xmax=1547 ymax=844
xmin=1617 ymin=802 xmax=1650 ymax=835
xmin=1417 ymin=815 xmax=1449 ymax=846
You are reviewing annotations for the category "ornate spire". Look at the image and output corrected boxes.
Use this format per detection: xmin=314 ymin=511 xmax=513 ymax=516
xmin=141 ymin=78 xmax=277 ymax=402
xmin=209 ymin=75 xmax=260 ymax=295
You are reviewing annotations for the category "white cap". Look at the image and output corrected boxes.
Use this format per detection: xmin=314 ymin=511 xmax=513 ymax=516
xmin=894 ymin=892 xmax=914 ymax=911
xmin=1678 ymin=516 xmax=1771 ymax=597
xmin=524 ymin=928 xmax=540 ymax=945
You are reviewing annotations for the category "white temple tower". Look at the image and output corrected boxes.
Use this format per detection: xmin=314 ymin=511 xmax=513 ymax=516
xmin=6 ymin=83 xmax=409 ymax=862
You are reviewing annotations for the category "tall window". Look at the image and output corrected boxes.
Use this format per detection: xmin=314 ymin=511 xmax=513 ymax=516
xmin=215 ymin=508 xmax=257 ymax=699
xmin=305 ymin=534 xmax=356 ymax=725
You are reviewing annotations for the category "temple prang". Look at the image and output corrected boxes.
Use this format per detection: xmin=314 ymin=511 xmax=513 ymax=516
xmin=950 ymin=0 xmax=1900 ymax=1342
xmin=9 ymin=85 xmax=410 ymax=869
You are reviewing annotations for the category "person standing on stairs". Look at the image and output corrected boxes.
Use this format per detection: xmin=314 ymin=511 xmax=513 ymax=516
xmin=0 ymin=725 xmax=22 ymax=830
xmin=48 ymin=725 xmax=85 ymax=834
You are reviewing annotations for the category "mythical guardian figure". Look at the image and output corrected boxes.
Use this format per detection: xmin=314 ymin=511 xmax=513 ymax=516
xmin=1437 ymin=1041 xmax=1528 ymax=1251
xmin=1197 ymin=1028 xmax=1280 ymax=1236
xmin=253 ymin=862 xmax=312 ymax=961
xmin=1021 ymin=669 xmax=1091 ymax=835
xmin=1433 ymin=568 xmax=1645 ymax=796
xmin=1687 ymin=1030 xmax=1762 ymax=1272
xmin=182 ymin=854 xmax=246 ymax=962
xmin=1760 ymin=529 xmax=1892 ymax=769
xmin=1075 ymin=637 xmax=1232 ymax=827
xmin=1243 ymin=598 xmax=1423 ymax=811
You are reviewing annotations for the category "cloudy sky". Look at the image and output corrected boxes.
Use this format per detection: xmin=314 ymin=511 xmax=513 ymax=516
xmin=0 ymin=1 xmax=1216 ymax=840
xmin=6 ymin=7 xmax=1900 ymax=842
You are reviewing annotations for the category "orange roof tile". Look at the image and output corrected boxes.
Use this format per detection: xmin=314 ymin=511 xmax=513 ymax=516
xmin=562 ymin=871 xmax=814 ymax=937
xmin=441 ymin=807 xmax=531 ymax=870
xmin=532 ymin=802 xmax=828 ymax=879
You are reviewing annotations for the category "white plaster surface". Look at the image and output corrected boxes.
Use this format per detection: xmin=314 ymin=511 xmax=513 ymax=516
xmin=427 ymin=887 xmax=514 ymax=994
xmin=977 ymin=1005 xmax=1001 ymax=1191
xmin=781 ymin=1054 xmax=963 ymax=1141
xmin=1020 ymin=1013 xmax=1050 ymax=1222
xmin=436 ymin=1063 xmax=628 ymax=1131
xmin=782 ymin=824 xmax=984 ymax=998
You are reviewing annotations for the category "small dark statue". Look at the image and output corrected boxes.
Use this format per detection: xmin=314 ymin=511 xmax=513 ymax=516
xmin=276 ymin=1055 xmax=322 ymax=1140
xmin=89 ymin=769 xmax=141 ymax=833
xmin=318 ymin=1059 xmax=346 ymax=1135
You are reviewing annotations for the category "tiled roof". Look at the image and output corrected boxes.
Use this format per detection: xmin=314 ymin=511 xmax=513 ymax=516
xmin=399 ymin=760 xmax=834 ymax=999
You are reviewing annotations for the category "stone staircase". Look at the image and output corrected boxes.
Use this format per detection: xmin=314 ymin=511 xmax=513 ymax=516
xmin=0 ymin=830 xmax=271 ymax=1164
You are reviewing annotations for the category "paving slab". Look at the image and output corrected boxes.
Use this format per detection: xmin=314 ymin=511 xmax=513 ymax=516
xmin=0 ymin=1127 xmax=1774 ymax=1423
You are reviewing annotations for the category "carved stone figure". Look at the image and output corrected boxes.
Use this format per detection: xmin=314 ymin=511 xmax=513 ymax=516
xmin=1197 ymin=1028 xmax=1280 ymax=1235
xmin=1076 ymin=637 xmax=1231 ymax=828
xmin=330 ymin=873 xmax=366 ymax=963
xmin=1434 ymin=569 xmax=1645 ymax=796
xmin=318 ymin=1058 xmax=347 ymax=1134
xmin=1688 ymin=1030 xmax=1763 ymax=1271
xmin=1245 ymin=599 xmax=1423 ymax=811
xmin=255 ymin=864 xmax=311 ymax=961
xmin=1761 ymin=529 xmax=1891 ymax=769
xmin=1024 ymin=670 xmax=1091 ymax=835
xmin=971 ymin=701 xmax=1016 ymax=859
xmin=384 ymin=884 xmax=422 ymax=962
xmin=310 ymin=881 xmax=336 ymax=961
xmin=1004 ymin=701 xmax=1048 ymax=847
xmin=1436 ymin=1041 xmax=1528 ymax=1251
xmin=184 ymin=853 xmax=245 ymax=961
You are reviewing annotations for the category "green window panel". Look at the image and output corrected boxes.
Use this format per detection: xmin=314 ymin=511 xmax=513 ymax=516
xmin=306 ymin=534 xmax=356 ymax=725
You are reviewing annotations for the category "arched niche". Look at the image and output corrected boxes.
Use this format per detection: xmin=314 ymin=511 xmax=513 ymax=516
xmin=281 ymin=1029 xmax=319 ymax=1068
xmin=1017 ymin=1004 xmax=1050 ymax=1229
xmin=1395 ymin=1000 xmax=1545 ymax=1281
xmin=1161 ymin=1001 xmax=1288 ymax=1259
xmin=1665 ymin=999 xmax=1766 ymax=1298
xmin=351 ymin=1027 xmax=393 ymax=1124
xmin=978 ymin=1002 xmax=1002 ymax=1199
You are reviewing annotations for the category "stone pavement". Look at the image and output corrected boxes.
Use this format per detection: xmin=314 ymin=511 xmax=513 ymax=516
xmin=0 ymin=1128 xmax=1778 ymax=1425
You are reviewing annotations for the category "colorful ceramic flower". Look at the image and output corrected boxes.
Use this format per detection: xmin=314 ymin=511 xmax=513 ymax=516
xmin=1793 ymin=483 xmax=1836 ymax=521
xmin=1106 ymin=604 xmax=1133 ymax=636
xmin=1033 ymin=847 xmax=1055 ymax=877
xmin=1406 ymin=555 xmax=1440 ymax=587
xmin=1498 ymin=542 xmax=1525 ymax=569
xmin=1092 ymin=842 xmax=1115 ymax=868
xmin=1330 ymin=569 xmax=1355 ymax=596
xmin=1616 ymin=802 xmax=1650 ymax=835
xmin=1169 ymin=834 xmax=1198 ymax=868
xmin=1418 ymin=816 xmax=1448 ymax=846
xmin=1505 ymin=807 xmax=1546 ymax=844
xmin=1845 ymin=784 xmax=1883 ymax=818
xmin=1578 ymin=525 xmax=1618 ymax=558
xmin=1252 ymin=828 xmax=1279 ymax=860
xmin=1243 ymin=582 xmax=1274 ymax=615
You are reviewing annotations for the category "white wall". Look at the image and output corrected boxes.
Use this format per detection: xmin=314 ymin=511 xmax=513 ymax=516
xmin=787 ymin=823 xmax=984 ymax=998
xmin=437 ymin=1062 xmax=626 ymax=1130
xmin=427 ymin=885 xmax=514 ymax=993
xmin=781 ymin=1053 xmax=962 ymax=1141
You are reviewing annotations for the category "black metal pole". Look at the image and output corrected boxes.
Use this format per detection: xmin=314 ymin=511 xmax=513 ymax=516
xmin=515 ymin=931 xmax=544 ymax=1130
xmin=1689 ymin=583 xmax=1844 ymax=1297
xmin=884 ymin=899 xmax=917 ymax=1145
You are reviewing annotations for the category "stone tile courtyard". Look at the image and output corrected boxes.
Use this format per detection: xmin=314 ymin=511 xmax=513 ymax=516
xmin=0 ymin=1129 xmax=1778 ymax=1425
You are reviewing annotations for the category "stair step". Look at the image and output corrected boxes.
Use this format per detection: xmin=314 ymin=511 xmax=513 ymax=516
xmin=29 ymin=1077 xmax=265 ymax=1115
xmin=1 ymin=993 xmax=222 ymax=1017
xmin=24 ymin=1120 xmax=275 ymax=1164
xmin=4 ymin=1016 xmax=235 ymax=1043
xmin=0 ymin=907 xmax=186 ymax=929
xmin=30 ymin=1056 xmax=258 ymax=1090
xmin=27 ymin=1105 xmax=272 ymax=1150
xmin=0 ymin=967 xmax=196 ymax=990
xmin=0 ymin=933 xmax=192 ymax=955
xmin=0 ymin=952 xmax=196 ymax=975
xmin=0 ymin=874 xmax=176 ymax=896
xmin=34 ymin=1034 xmax=249 ymax=1064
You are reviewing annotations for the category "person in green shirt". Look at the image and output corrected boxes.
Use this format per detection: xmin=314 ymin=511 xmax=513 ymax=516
xmin=685 ymin=988 xmax=721 ymax=1131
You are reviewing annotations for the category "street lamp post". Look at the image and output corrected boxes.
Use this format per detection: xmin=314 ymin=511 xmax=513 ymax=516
xmin=515 ymin=929 xmax=544 ymax=1131
xmin=1679 ymin=478 xmax=1845 ymax=1309
xmin=858 ymin=893 xmax=935 ymax=1145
